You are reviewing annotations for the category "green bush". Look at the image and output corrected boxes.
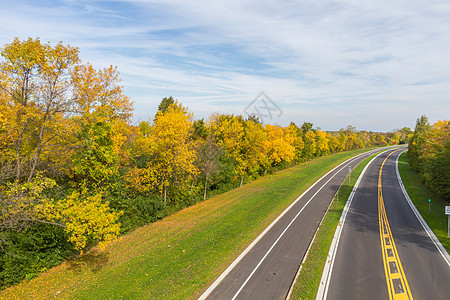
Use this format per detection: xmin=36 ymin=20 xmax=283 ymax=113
xmin=424 ymin=142 xmax=450 ymax=202
xmin=109 ymin=194 xmax=165 ymax=233
xmin=0 ymin=224 xmax=74 ymax=289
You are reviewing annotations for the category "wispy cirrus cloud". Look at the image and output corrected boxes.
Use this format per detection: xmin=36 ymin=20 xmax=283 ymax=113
xmin=0 ymin=0 xmax=449 ymax=130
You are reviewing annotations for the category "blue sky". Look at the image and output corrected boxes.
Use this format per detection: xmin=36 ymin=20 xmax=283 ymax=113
xmin=1 ymin=0 xmax=449 ymax=131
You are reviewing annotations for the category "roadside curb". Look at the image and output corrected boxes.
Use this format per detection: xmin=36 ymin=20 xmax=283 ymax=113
xmin=315 ymin=150 xmax=386 ymax=300
xmin=395 ymin=150 xmax=450 ymax=267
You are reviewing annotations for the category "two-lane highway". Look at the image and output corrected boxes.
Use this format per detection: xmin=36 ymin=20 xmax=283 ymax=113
xmin=200 ymin=148 xmax=390 ymax=300
xmin=322 ymin=149 xmax=450 ymax=300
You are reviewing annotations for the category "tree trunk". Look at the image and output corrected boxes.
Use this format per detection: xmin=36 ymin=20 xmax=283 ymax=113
xmin=14 ymin=71 xmax=31 ymax=181
xmin=203 ymin=178 xmax=208 ymax=201
xmin=28 ymin=123 xmax=46 ymax=182
xmin=15 ymin=123 xmax=28 ymax=181
xmin=28 ymin=97 xmax=54 ymax=182
xmin=240 ymin=174 xmax=244 ymax=187
xmin=164 ymin=184 xmax=167 ymax=206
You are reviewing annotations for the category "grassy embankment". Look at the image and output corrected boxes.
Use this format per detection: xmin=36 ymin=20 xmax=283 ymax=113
xmin=289 ymin=150 xmax=378 ymax=299
xmin=1 ymin=149 xmax=371 ymax=300
xmin=289 ymin=149 xmax=450 ymax=300
xmin=397 ymin=151 xmax=449 ymax=252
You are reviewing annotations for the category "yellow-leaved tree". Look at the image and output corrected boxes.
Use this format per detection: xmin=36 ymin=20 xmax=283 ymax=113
xmin=263 ymin=124 xmax=296 ymax=168
xmin=2 ymin=173 xmax=121 ymax=253
xmin=0 ymin=38 xmax=132 ymax=252
xmin=303 ymin=130 xmax=317 ymax=160
xmin=126 ymin=101 xmax=197 ymax=205
xmin=316 ymin=130 xmax=330 ymax=156
xmin=240 ymin=119 xmax=267 ymax=185
xmin=286 ymin=122 xmax=305 ymax=161
xmin=0 ymin=38 xmax=80 ymax=183
xmin=71 ymin=63 xmax=133 ymax=190
xmin=208 ymin=114 xmax=246 ymax=184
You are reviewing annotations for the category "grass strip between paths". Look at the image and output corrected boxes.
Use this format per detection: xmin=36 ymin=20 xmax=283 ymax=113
xmin=289 ymin=151 xmax=378 ymax=300
xmin=1 ymin=149 xmax=370 ymax=300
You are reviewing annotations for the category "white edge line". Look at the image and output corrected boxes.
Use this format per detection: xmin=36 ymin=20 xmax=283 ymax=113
xmin=198 ymin=149 xmax=382 ymax=300
xmin=316 ymin=150 xmax=387 ymax=300
xmin=286 ymin=184 xmax=335 ymax=300
xmin=395 ymin=150 xmax=450 ymax=267
xmin=231 ymin=160 xmax=355 ymax=300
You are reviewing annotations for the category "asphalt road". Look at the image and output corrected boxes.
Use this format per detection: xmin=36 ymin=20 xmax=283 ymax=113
xmin=324 ymin=149 xmax=450 ymax=300
xmin=200 ymin=148 xmax=389 ymax=300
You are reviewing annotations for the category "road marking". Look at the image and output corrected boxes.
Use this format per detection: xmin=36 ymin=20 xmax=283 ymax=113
xmin=316 ymin=149 xmax=388 ymax=300
xmin=199 ymin=149 xmax=383 ymax=300
xmin=230 ymin=162 xmax=353 ymax=300
xmin=378 ymin=150 xmax=413 ymax=300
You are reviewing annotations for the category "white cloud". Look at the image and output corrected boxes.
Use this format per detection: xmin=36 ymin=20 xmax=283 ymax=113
xmin=0 ymin=0 xmax=449 ymax=131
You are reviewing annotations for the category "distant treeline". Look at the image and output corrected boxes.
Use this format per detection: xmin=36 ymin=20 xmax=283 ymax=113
xmin=0 ymin=38 xmax=404 ymax=288
xmin=408 ymin=116 xmax=449 ymax=202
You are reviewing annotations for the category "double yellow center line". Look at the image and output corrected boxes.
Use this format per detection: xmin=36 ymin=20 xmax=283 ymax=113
xmin=378 ymin=150 xmax=412 ymax=300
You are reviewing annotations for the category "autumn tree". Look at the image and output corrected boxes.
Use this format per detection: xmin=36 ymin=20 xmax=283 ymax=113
xmin=0 ymin=38 xmax=80 ymax=183
xmin=196 ymin=132 xmax=222 ymax=200
xmin=72 ymin=112 xmax=118 ymax=190
xmin=0 ymin=38 xmax=132 ymax=253
xmin=408 ymin=117 xmax=449 ymax=201
xmin=315 ymin=130 xmax=330 ymax=156
xmin=71 ymin=63 xmax=133 ymax=190
xmin=239 ymin=120 xmax=268 ymax=184
xmin=126 ymin=101 xmax=197 ymax=205
xmin=370 ymin=132 xmax=387 ymax=146
xmin=327 ymin=133 xmax=340 ymax=154
xmin=209 ymin=114 xmax=245 ymax=185
xmin=397 ymin=127 xmax=413 ymax=144
xmin=303 ymin=130 xmax=317 ymax=160
xmin=263 ymin=124 xmax=295 ymax=168
xmin=286 ymin=122 xmax=305 ymax=161
xmin=0 ymin=173 xmax=121 ymax=253
xmin=339 ymin=125 xmax=359 ymax=150
xmin=424 ymin=121 xmax=450 ymax=200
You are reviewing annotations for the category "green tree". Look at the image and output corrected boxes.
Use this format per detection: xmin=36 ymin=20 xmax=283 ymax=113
xmin=408 ymin=115 xmax=431 ymax=172
xmin=72 ymin=112 xmax=118 ymax=190
xmin=301 ymin=122 xmax=314 ymax=134
xmin=157 ymin=96 xmax=175 ymax=114
xmin=409 ymin=119 xmax=449 ymax=201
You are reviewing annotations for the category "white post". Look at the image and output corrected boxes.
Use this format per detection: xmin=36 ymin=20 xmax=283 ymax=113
xmin=348 ymin=166 xmax=352 ymax=183
xmin=445 ymin=206 xmax=450 ymax=237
